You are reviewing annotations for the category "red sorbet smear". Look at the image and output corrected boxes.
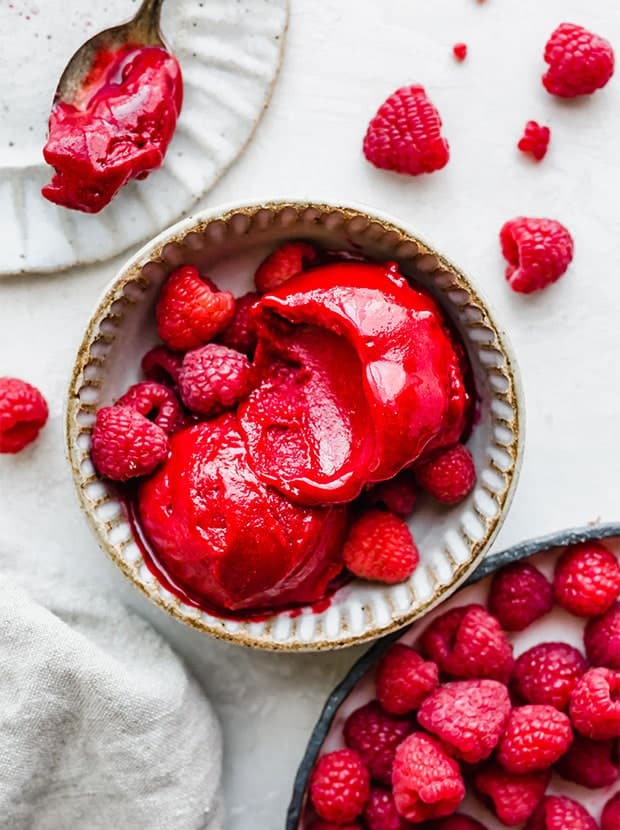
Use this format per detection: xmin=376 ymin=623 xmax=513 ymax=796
xmin=137 ymin=414 xmax=347 ymax=613
xmin=239 ymin=261 xmax=469 ymax=505
xmin=42 ymin=45 xmax=183 ymax=213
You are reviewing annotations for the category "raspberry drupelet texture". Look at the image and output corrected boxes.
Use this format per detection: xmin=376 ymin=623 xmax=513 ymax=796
xmin=497 ymin=705 xmax=573 ymax=774
xmin=376 ymin=643 xmax=439 ymax=715
xmin=517 ymin=121 xmax=551 ymax=161
xmin=488 ymin=561 xmax=553 ymax=631
xmin=311 ymin=821 xmax=362 ymax=830
xmin=500 ymin=217 xmax=574 ymax=294
xmin=343 ymin=701 xmax=413 ymax=786
xmin=554 ymin=542 xmax=620 ymax=617
xmin=90 ymin=406 xmax=168 ymax=481
xmin=601 ymin=792 xmax=620 ymax=830
xmin=309 ymin=749 xmax=370 ymax=824
xmin=585 ymin=602 xmax=620 ymax=668
xmin=342 ymin=509 xmax=419 ymax=584
xmin=436 ymin=816 xmax=488 ymax=830
xmin=511 ymin=642 xmax=587 ymax=710
xmin=178 ymin=344 xmax=253 ymax=417
xmin=0 ymin=377 xmax=48 ymax=454
xmin=116 ymin=381 xmax=183 ymax=434
xmin=362 ymin=787 xmax=411 ymax=830
xmin=217 ymin=291 xmax=260 ymax=355
xmin=525 ymin=795 xmax=598 ymax=830
xmin=365 ymin=471 xmax=417 ymax=519
xmin=363 ymin=85 xmax=450 ymax=176
xmin=543 ymin=23 xmax=615 ymax=98
xmin=254 ymin=242 xmax=318 ymax=293
xmin=474 ymin=765 xmax=550 ymax=827
xmin=415 ymin=445 xmax=476 ymax=504
xmin=141 ymin=346 xmax=183 ymax=387
xmin=569 ymin=667 xmax=620 ymax=740
xmin=556 ymin=734 xmax=619 ymax=788
xmin=453 ymin=43 xmax=468 ymax=62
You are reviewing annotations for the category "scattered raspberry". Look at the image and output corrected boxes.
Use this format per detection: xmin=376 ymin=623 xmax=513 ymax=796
xmin=343 ymin=701 xmax=413 ymax=786
xmin=415 ymin=445 xmax=476 ymax=504
xmin=363 ymin=85 xmax=450 ymax=176
xmin=419 ymin=603 xmax=514 ymax=682
xmin=217 ymin=291 xmax=260 ymax=355
xmin=497 ymin=705 xmax=573 ymax=773
xmin=309 ymin=749 xmax=370 ymax=824
xmin=417 ymin=678 xmax=511 ymax=763
xmin=363 ymin=787 xmax=410 ymax=830
xmin=156 ymin=265 xmax=235 ymax=350
xmin=254 ymin=242 xmax=318 ymax=293
xmin=525 ymin=795 xmax=598 ymax=830
xmin=141 ymin=346 xmax=183 ymax=387
xmin=365 ymin=471 xmax=417 ymax=519
xmin=569 ymin=667 xmax=620 ymax=740
xmin=178 ymin=344 xmax=253 ymax=417
xmin=554 ymin=542 xmax=620 ymax=617
xmin=453 ymin=43 xmax=468 ymax=62
xmin=543 ymin=23 xmax=615 ymax=98
xmin=90 ymin=406 xmax=168 ymax=481
xmin=517 ymin=121 xmax=551 ymax=161
xmin=0 ymin=377 xmax=48 ymax=453
xmin=602 ymin=792 xmax=620 ymax=830
xmin=436 ymin=816 xmax=488 ymax=830
xmin=585 ymin=602 xmax=620 ymax=668
xmin=116 ymin=381 xmax=183 ymax=434
xmin=342 ymin=509 xmax=419 ymax=584
xmin=556 ymin=734 xmax=619 ymax=788
xmin=489 ymin=562 xmax=553 ymax=631
xmin=511 ymin=642 xmax=587 ymax=710
xmin=474 ymin=765 xmax=550 ymax=827
xmin=500 ymin=217 xmax=574 ymax=294
xmin=392 ymin=733 xmax=465 ymax=822
xmin=376 ymin=643 xmax=439 ymax=715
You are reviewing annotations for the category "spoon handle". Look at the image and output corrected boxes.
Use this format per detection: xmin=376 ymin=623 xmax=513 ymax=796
xmin=133 ymin=0 xmax=166 ymax=38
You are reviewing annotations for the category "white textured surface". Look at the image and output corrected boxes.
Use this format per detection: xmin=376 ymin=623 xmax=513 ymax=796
xmin=1 ymin=0 xmax=620 ymax=827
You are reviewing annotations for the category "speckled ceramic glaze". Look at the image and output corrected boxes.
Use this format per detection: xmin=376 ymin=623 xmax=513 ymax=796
xmin=66 ymin=199 xmax=524 ymax=651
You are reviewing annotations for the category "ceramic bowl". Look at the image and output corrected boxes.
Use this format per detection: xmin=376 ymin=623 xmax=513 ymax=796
xmin=66 ymin=199 xmax=524 ymax=651
xmin=287 ymin=522 xmax=620 ymax=828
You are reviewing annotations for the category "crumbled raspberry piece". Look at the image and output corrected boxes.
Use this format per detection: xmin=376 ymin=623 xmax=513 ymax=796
xmin=585 ymin=602 xmax=620 ymax=668
xmin=217 ymin=291 xmax=260 ymax=355
xmin=376 ymin=643 xmax=439 ymax=715
xmin=178 ymin=344 xmax=253 ymax=417
xmin=602 ymin=792 xmax=620 ymax=830
xmin=525 ymin=795 xmax=598 ymax=830
xmin=453 ymin=43 xmax=468 ymax=62
xmin=517 ymin=121 xmax=551 ymax=161
xmin=363 ymin=787 xmax=410 ymax=830
xmin=365 ymin=471 xmax=417 ymax=519
xmin=417 ymin=679 xmax=510 ymax=763
xmin=543 ymin=23 xmax=615 ymax=98
xmin=569 ymin=667 xmax=620 ymax=739
xmin=554 ymin=542 xmax=620 ymax=617
xmin=511 ymin=642 xmax=587 ymax=710
xmin=309 ymin=749 xmax=370 ymax=824
xmin=90 ymin=406 xmax=168 ymax=481
xmin=363 ymin=85 xmax=450 ymax=176
xmin=419 ymin=603 xmax=514 ymax=682
xmin=141 ymin=346 xmax=183 ymax=387
xmin=156 ymin=265 xmax=235 ymax=350
xmin=489 ymin=562 xmax=553 ymax=631
xmin=556 ymin=734 xmax=619 ymax=788
xmin=0 ymin=377 xmax=48 ymax=453
xmin=343 ymin=701 xmax=413 ymax=785
xmin=116 ymin=381 xmax=183 ymax=434
xmin=436 ymin=815 xmax=489 ymax=830
xmin=497 ymin=705 xmax=573 ymax=773
xmin=392 ymin=733 xmax=465 ymax=822
xmin=474 ymin=765 xmax=550 ymax=826
xmin=342 ymin=509 xmax=419 ymax=584
xmin=255 ymin=242 xmax=318 ymax=293
xmin=500 ymin=217 xmax=574 ymax=294
xmin=415 ymin=445 xmax=476 ymax=504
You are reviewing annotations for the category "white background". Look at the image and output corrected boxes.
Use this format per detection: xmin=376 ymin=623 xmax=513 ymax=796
xmin=1 ymin=1 xmax=620 ymax=827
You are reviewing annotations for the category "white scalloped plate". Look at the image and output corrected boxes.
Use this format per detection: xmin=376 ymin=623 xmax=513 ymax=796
xmin=0 ymin=0 xmax=288 ymax=275
xmin=66 ymin=200 xmax=524 ymax=651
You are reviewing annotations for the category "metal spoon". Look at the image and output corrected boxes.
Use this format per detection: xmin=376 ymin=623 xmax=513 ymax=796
xmin=54 ymin=0 xmax=168 ymax=106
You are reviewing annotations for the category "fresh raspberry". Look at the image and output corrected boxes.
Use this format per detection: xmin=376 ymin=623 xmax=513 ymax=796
xmin=376 ymin=643 xmax=439 ymax=715
xmin=392 ymin=733 xmax=465 ymax=822
xmin=363 ymin=85 xmax=450 ymax=176
xmin=311 ymin=822 xmax=362 ymax=830
xmin=362 ymin=787 xmax=410 ymax=830
xmin=178 ymin=344 xmax=253 ymax=417
xmin=500 ymin=217 xmax=574 ymax=294
xmin=525 ymin=795 xmax=598 ymax=830
xmin=309 ymin=749 xmax=370 ymax=824
xmin=90 ymin=406 xmax=168 ymax=481
xmin=543 ymin=23 xmax=615 ymax=98
xmin=517 ymin=121 xmax=551 ymax=162
xmin=365 ymin=471 xmax=417 ymax=519
xmin=569 ymin=667 xmax=620 ymax=740
xmin=453 ymin=43 xmax=468 ymax=62
xmin=474 ymin=765 xmax=550 ymax=826
xmin=436 ymin=815 xmax=489 ymax=830
xmin=556 ymin=734 xmax=619 ymax=788
xmin=497 ymin=705 xmax=573 ymax=773
xmin=415 ymin=445 xmax=476 ymax=505
xmin=254 ymin=242 xmax=317 ymax=293
xmin=602 ymin=792 xmax=620 ymax=830
xmin=141 ymin=346 xmax=183 ymax=387
xmin=156 ymin=265 xmax=235 ymax=350
xmin=217 ymin=291 xmax=260 ymax=355
xmin=419 ymin=603 xmax=514 ymax=683
xmin=511 ymin=642 xmax=587 ymax=710
xmin=585 ymin=602 xmax=620 ymax=668
xmin=0 ymin=377 xmax=48 ymax=453
xmin=343 ymin=700 xmax=413 ymax=785
xmin=488 ymin=562 xmax=553 ymax=631
xmin=116 ymin=381 xmax=183 ymax=434
xmin=417 ymin=679 xmax=511 ymax=763
xmin=342 ymin=509 xmax=419 ymax=584
xmin=554 ymin=542 xmax=620 ymax=617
